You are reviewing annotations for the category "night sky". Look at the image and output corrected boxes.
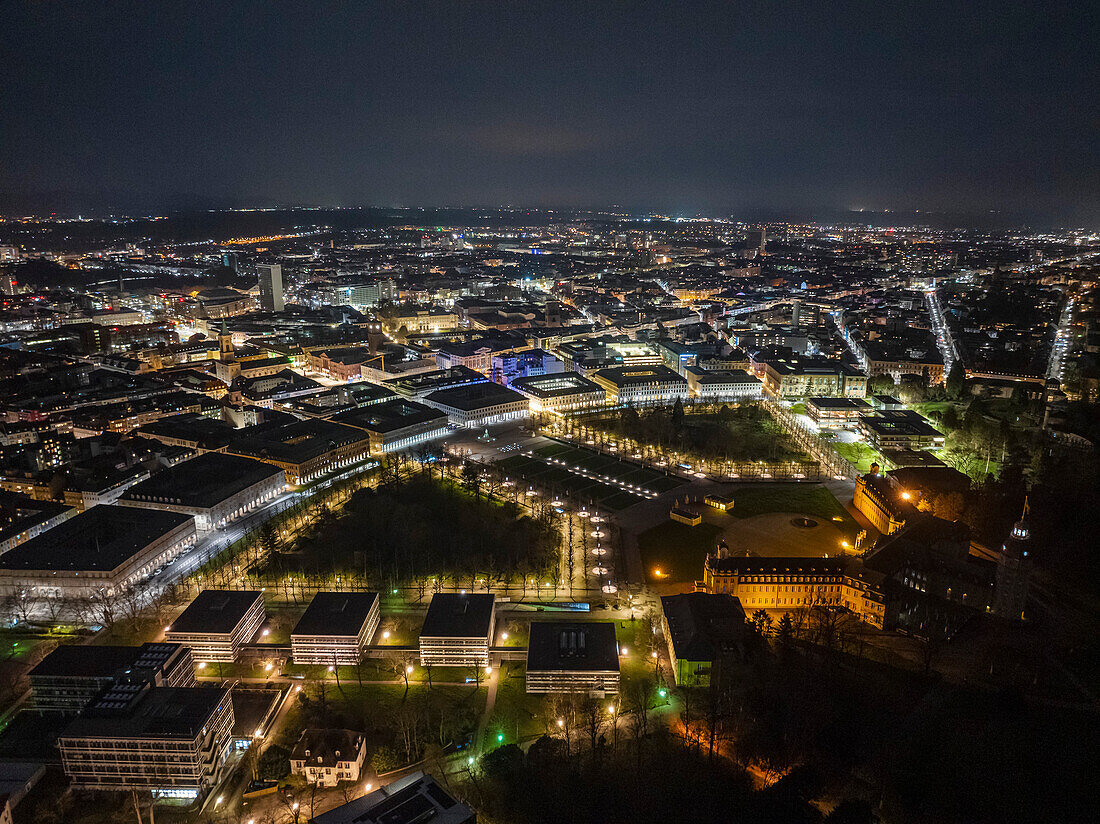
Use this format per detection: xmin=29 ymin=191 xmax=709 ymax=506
xmin=2 ymin=1 xmax=1098 ymax=223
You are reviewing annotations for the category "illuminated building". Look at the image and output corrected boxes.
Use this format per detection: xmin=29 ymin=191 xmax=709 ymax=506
xmin=525 ymin=621 xmax=620 ymax=695
xmin=590 ymin=365 xmax=689 ymax=406
xmin=257 ymin=263 xmax=284 ymax=312
xmin=509 ymin=372 xmax=606 ymax=412
xmin=165 ymin=590 xmax=266 ymax=663
xmin=58 ymin=685 xmax=234 ymax=798
xmin=291 ymin=592 xmax=381 ymax=665
xmin=419 ymin=593 xmax=496 ymax=667
xmin=853 ymin=465 xmax=913 ymax=535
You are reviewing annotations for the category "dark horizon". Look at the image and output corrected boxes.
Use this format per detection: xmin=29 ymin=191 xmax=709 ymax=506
xmin=3 ymin=2 xmax=1099 ymax=226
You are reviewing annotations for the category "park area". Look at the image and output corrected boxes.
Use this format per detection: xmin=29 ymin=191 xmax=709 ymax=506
xmin=258 ymin=474 xmax=561 ymax=586
xmin=495 ymin=440 xmax=686 ymax=511
xmin=583 ymin=403 xmax=812 ymax=464
xmin=638 ymin=482 xmax=858 ymax=585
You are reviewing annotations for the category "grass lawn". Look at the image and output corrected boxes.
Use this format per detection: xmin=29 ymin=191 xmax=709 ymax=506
xmin=832 ymin=439 xmax=882 ymax=474
xmin=638 ymin=520 xmax=723 ymax=584
xmin=730 ymin=483 xmax=851 ymax=521
xmin=490 ymin=664 xmax=549 ymax=745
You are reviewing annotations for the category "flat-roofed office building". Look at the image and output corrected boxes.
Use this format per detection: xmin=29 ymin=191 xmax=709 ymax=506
xmin=525 ymin=621 xmax=620 ymax=696
xmin=332 ymin=399 xmax=449 ymax=455
xmin=119 ymin=452 xmax=285 ymax=532
xmin=29 ymin=642 xmax=194 ymax=712
xmin=165 ymin=590 xmax=266 ymax=663
xmin=312 ymin=770 xmax=475 ymax=824
xmin=0 ymin=505 xmax=196 ymax=601
xmin=227 ymin=419 xmax=372 ymax=485
xmin=58 ymin=685 xmax=234 ymax=798
xmin=509 ymin=373 xmax=607 ymax=413
xmin=419 ymin=593 xmax=495 ymax=667
xmin=591 ymin=365 xmax=689 ymax=406
xmin=422 ymin=383 xmax=529 ymax=427
xmin=291 ymin=592 xmax=381 ymax=665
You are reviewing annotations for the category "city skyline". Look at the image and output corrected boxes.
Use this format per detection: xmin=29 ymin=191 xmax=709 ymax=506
xmin=3 ymin=2 xmax=1099 ymax=223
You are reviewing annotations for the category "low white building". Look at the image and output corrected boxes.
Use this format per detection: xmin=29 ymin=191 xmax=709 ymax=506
xmin=165 ymin=590 xmax=266 ymax=663
xmin=119 ymin=452 xmax=285 ymax=532
xmin=684 ymin=367 xmax=763 ymax=402
xmin=423 ymin=383 xmax=529 ymax=427
xmin=525 ymin=622 xmax=620 ymax=696
xmin=291 ymin=592 xmax=380 ymax=665
xmin=591 ymin=365 xmax=689 ymax=406
xmin=0 ymin=505 xmax=195 ymax=601
xmin=419 ymin=593 xmax=496 ymax=667
xmin=291 ymin=729 xmax=367 ymax=787
xmin=509 ymin=373 xmax=607 ymax=413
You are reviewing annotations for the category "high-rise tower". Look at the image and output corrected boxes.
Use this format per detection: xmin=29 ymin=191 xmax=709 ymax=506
xmin=993 ymin=499 xmax=1033 ymax=621
xmin=257 ymin=263 xmax=284 ymax=312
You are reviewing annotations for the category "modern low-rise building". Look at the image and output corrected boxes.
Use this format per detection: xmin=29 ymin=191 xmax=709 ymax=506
xmin=165 ymin=590 xmax=266 ymax=662
xmin=419 ymin=593 xmax=496 ymax=667
xmin=118 ymin=452 xmax=285 ymax=532
xmin=312 ymin=771 xmax=475 ymax=824
xmin=422 ymin=383 xmax=529 ymax=427
xmin=590 ymin=365 xmax=689 ymax=406
xmin=0 ymin=505 xmax=196 ymax=600
xmin=683 ymin=367 xmax=763 ymax=402
xmin=58 ymin=685 xmax=234 ymax=799
xmin=332 ymin=399 xmax=449 ymax=455
xmin=29 ymin=642 xmax=194 ymax=712
xmin=805 ymin=397 xmax=873 ymax=426
xmin=291 ymin=592 xmax=380 ymax=666
xmin=660 ymin=592 xmax=753 ymax=687
xmin=509 ymin=373 xmax=607 ymax=413
xmin=858 ymin=411 xmax=945 ymax=451
xmin=525 ymin=621 xmax=619 ymax=695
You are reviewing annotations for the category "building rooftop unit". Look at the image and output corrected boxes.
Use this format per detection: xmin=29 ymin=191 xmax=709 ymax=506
xmin=167 ymin=590 xmax=263 ymax=636
xmin=592 ymin=364 xmax=687 ymax=386
xmin=312 ymin=770 xmax=475 ymax=824
xmin=424 ymin=382 xmax=527 ymax=412
xmin=292 ymin=592 xmax=379 ymax=638
xmin=661 ymin=592 xmax=749 ymax=663
xmin=121 ymin=452 xmax=282 ymax=510
xmin=30 ymin=642 xmax=184 ymax=680
xmin=526 ymin=621 xmax=619 ymax=673
xmin=60 ymin=685 xmax=229 ymax=740
xmin=420 ymin=593 xmax=495 ymax=639
xmin=0 ymin=505 xmax=192 ymax=572
xmin=509 ymin=372 xmax=604 ymax=398
xmin=332 ymin=399 xmax=447 ymax=435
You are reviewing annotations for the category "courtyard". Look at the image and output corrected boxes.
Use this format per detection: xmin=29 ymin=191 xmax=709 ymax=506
xmin=637 ymin=482 xmax=859 ymax=585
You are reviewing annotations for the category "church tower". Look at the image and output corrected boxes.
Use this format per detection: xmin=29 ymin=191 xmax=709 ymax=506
xmin=218 ymin=319 xmax=235 ymax=362
xmin=993 ymin=499 xmax=1032 ymax=621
